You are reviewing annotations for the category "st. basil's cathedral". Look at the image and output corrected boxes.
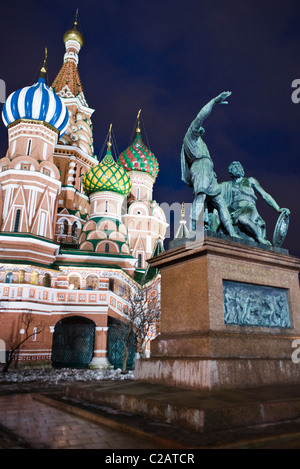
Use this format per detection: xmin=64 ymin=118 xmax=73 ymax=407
xmin=0 ymin=17 xmax=168 ymax=369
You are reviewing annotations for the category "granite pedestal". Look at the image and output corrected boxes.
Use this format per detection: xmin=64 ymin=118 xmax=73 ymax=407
xmin=135 ymin=235 xmax=300 ymax=390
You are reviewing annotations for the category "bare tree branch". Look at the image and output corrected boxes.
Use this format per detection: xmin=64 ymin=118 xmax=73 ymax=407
xmin=2 ymin=313 xmax=45 ymax=372
xmin=121 ymin=285 xmax=160 ymax=373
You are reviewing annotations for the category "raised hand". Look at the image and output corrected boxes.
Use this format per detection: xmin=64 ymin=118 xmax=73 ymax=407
xmin=214 ymin=91 xmax=232 ymax=104
xmin=279 ymin=208 xmax=290 ymax=215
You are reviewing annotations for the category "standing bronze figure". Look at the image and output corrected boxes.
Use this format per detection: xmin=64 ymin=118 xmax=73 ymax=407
xmin=181 ymin=92 xmax=238 ymax=236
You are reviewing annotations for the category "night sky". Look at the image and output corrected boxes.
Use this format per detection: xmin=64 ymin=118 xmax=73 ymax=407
xmin=0 ymin=0 xmax=299 ymax=256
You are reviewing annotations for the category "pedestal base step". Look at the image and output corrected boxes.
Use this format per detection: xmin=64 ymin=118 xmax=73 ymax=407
xmin=65 ymin=380 xmax=300 ymax=434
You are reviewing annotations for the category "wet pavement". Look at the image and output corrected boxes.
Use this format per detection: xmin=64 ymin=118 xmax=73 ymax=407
xmin=0 ymin=393 xmax=168 ymax=449
xmin=2 ymin=380 xmax=300 ymax=450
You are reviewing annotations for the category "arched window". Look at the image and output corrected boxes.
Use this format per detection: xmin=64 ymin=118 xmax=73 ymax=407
xmin=30 ymin=271 xmax=39 ymax=285
xmin=18 ymin=270 xmax=25 ymax=283
xmin=105 ymin=243 xmax=110 ymax=253
xmin=14 ymin=209 xmax=21 ymax=233
xmin=105 ymin=200 xmax=108 ymax=213
xmin=63 ymin=220 xmax=68 ymax=235
xmin=86 ymin=274 xmax=99 ymax=290
xmin=68 ymin=273 xmax=81 ymax=290
xmin=4 ymin=271 xmax=13 ymax=284
xmin=72 ymin=222 xmax=79 ymax=238
xmin=43 ymin=273 xmax=51 ymax=287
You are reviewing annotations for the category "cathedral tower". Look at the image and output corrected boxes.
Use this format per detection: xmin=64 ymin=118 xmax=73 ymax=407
xmin=118 ymin=111 xmax=167 ymax=269
xmin=51 ymin=13 xmax=97 ymax=246
xmin=0 ymin=54 xmax=68 ymax=264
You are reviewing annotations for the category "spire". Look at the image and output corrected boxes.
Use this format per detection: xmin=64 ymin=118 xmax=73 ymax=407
xmin=136 ymin=109 xmax=141 ymax=134
xmin=51 ymin=11 xmax=85 ymax=99
xmin=107 ymin=123 xmax=112 ymax=150
xmin=63 ymin=9 xmax=84 ymax=47
xmin=51 ymin=13 xmax=95 ymax=157
xmin=103 ymin=124 xmax=114 ymax=164
xmin=74 ymin=8 xmax=79 ymax=26
xmin=39 ymin=48 xmax=48 ymax=79
xmin=174 ymin=202 xmax=190 ymax=239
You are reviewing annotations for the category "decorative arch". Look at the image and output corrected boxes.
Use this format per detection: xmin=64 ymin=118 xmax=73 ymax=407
xmin=68 ymin=272 xmax=82 ymax=290
xmin=82 ymin=220 xmax=97 ymax=232
xmin=87 ymin=230 xmax=107 ymax=240
xmin=85 ymin=273 xmax=99 ymax=290
xmin=0 ymin=157 xmax=10 ymax=171
xmin=128 ymin=202 xmax=150 ymax=216
xmin=98 ymin=219 xmax=117 ymax=232
xmin=43 ymin=273 xmax=52 ymax=287
xmin=95 ymin=240 xmax=119 ymax=254
xmin=4 ymin=270 xmax=13 ymax=284
xmin=109 ymin=231 xmax=126 ymax=242
xmin=63 ymin=219 xmax=69 ymax=235
xmin=121 ymin=244 xmax=130 ymax=254
xmin=80 ymin=241 xmax=94 ymax=251
xmin=78 ymin=232 xmax=86 ymax=244
xmin=10 ymin=155 xmax=39 ymax=171
xmin=52 ymin=316 xmax=96 ymax=368
xmin=57 ymin=218 xmax=69 ymax=235
xmin=30 ymin=271 xmax=39 ymax=285
xmin=39 ymin=161 xmax=60 ymax=180
xmin=71 ymin=221 xmax=80 ymax=238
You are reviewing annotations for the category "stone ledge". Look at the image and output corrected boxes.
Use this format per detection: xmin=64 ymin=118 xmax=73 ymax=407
xmin=135 ymin=357 xmax=300 ymax=391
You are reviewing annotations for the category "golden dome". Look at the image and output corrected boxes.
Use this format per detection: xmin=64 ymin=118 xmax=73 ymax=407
xmin=63 ymin=12 xmax=84 ymax=47
xmin=63 ymin=27 xmax=84 ymax=47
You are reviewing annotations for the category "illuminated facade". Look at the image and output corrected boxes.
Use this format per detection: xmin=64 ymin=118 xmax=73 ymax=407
xmin=0 ymin=19 xmax=167 ymax=369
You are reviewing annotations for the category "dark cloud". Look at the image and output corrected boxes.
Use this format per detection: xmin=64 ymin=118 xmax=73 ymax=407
xmin=1 ymin=0 xmax=299 ymax=255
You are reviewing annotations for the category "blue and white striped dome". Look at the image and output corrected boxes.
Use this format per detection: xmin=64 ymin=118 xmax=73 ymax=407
xmin=2 ymin=77 xmax=69 ymax=136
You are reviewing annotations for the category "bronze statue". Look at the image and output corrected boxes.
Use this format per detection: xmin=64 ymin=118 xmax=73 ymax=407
xmin=214 ymin=161 xmax=290 ymax=245
xmin=181 ymin=92 xmax=239 ymax=237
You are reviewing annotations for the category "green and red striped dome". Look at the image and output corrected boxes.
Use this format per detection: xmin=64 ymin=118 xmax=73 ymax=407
xmin=118 ymin=131 xmax=159 ymax=180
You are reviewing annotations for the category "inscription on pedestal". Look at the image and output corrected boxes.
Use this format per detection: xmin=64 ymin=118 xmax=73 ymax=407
xmin=223 ymin=280 xmax=291 ymax=328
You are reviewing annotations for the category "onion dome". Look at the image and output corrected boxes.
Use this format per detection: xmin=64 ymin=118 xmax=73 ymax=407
xmin=83 ymin=126 xmax=132 ymax=196
xmin=63 ymin=24 xmax=84 ymax=47
xmin=63 ymin=10 xmax=84 ymax=47
xmin=2 ymin=50 xmax=69 ymax=136
xmin=117 ymin=111 xmax=159 ymax=180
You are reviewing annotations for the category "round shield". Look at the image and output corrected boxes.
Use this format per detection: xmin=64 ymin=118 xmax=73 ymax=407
xmin=273 ymin=210 xmax=290 ymax=247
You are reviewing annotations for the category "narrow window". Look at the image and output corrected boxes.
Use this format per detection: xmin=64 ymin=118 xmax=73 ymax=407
xmin=137 ymin=187 xmax=140 ymax=199
xmin=105 ymin=243 xmax=110 ymax=253
xmin=32 ymin=327 xmax=37 ymax=342
xmin=63 ymin=220 xmax=68 ymax=235
xmin=72 ymin=222 xmax=78 ymax=238
xmin=26 ymin=139 xmax=32 ymax=156
xmin=138 ymin=253 xmax=142 ymax=268
xmin=105 ymin=200 xmax=108 ymax=213
xmin=14 ymin=209 xmax=21 ymax=232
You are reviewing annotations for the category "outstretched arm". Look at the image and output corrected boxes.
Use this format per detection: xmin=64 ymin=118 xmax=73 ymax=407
xmin=190 ymin=91 xmax=232 ymax=132
xmin=251 ymin=178 xmax=289 ymax=213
